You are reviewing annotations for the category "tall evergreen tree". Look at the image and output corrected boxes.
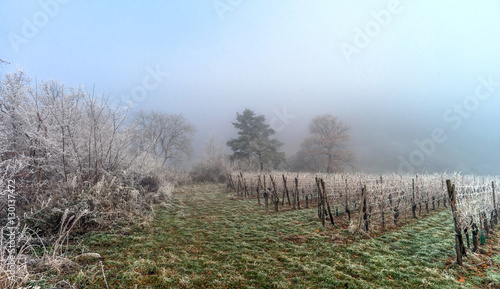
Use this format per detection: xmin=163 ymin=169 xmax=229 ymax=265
xmin=227 ymin=108 xmax=285 ymax=171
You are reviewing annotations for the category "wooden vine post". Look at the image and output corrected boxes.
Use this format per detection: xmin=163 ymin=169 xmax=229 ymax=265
xmin=263 ymin=175 xmax=269 ymax=210
xmin=483 ymin=212 xmax=490 ymax=235
xmin=354 ymin=185 xmax=368 ymax=234
xmin=446 ymin=179 xmax=465 ymax=265
xmin=442 ymin=177 xmax=447 ymax=208
xmin=242 ymin=177 xmax=249 ymax=198
xmin=471 ymin=222 xmax=479 ymax=252
xmin=378 ymin=176 xmax=385 ymax=230
xmin=282 ymin=175 xmax=291 ymax=207
xmin=264 ymin=190 xmax=269 ymax=210
xmin=412 ymin=178 xmax=417 ymax=219
xmin=256 ymin=175 xmax=261 ymax=206
xmin=493 ymin=181 xmax=498 ymax=227
xmin=362 ymin=185 xmax=368 ymax=231
xmin=302 ymin=188 xmax=309 ymax=209
xmin=227 ymin=174 xmax=235 ymax=191
xmin=270 ymin=175 xmax=279 ymax=212
xmin=316 ymin=177 xmax=325 ymax=226
xmin=345 ymin=179 xmax=351 ymax=222
xmin=295 ymin=177 xmax=300 ymax=210
xmin=321 ymin=179 xmax=335 ymax=226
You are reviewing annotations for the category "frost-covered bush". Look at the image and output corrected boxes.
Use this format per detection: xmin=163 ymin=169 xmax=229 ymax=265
xmin=190 ymin=134 xmax=233 ymax=183
xmin=0 ymin=71 xmax=187 ymax=232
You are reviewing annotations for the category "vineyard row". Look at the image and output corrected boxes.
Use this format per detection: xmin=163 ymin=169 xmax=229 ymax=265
xmin=227 ymin=172 xmax=499 ymax=245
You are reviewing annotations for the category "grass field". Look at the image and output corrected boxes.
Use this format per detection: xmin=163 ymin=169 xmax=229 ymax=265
xmin=35 ymin=184 xmax=500 ymax=288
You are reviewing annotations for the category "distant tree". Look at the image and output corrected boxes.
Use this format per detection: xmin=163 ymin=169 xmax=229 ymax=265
xmin=202 ymin=134 xmax=227 ymax=165
xmin=227 ymin=108 xmax=285 ymax=171
xmin=298 ymin=114 xmax=353 ymax=173
xmin=132 ymin=111 xmax=196 ymax=168
xmin=190 ymin=134 xmax=232 ymax=183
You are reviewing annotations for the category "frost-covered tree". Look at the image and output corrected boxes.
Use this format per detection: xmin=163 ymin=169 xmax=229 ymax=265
xmin=132 ymin=110 xmax=196 ymax=168
xmin=0 ymin=71 xmax=35 ymax=191
xmin=0 ymin=71 xmax=136 ymax=192
xmin=297 ymin=114 xmax=354 ymax=173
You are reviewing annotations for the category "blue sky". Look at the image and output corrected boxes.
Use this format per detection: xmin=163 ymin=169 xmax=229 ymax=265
xmin=2 ymin=0 xmax=500 ymax=174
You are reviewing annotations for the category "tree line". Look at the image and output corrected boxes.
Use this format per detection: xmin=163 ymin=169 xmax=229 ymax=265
xmin=0 ymin=69 xmax=201 ymax=235
xmin=0 ymin=64 xmax=354 ymax=286
xmin=0 ymin=71 xmax=354 ymax=201
xmin=226 ymin=108 xmax=354 ymax=173
xmin=0 ymin=66 xmax=354 ymax=193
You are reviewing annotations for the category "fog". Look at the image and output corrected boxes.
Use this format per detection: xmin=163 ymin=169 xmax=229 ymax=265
xmin=2 ymin=0 xmax=500 ymax=174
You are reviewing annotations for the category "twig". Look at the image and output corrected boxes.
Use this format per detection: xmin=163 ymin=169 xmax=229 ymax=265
xmin=99 ymin=261 xmax=110 ymax=289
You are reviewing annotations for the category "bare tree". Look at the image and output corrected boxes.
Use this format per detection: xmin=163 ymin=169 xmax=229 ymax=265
xmin=202 ymin=134 xmax=225 ymax=163
xmin=132 ymin=111 xmax=196 ymax=168
xmin=299 ymin=114 xmax=353 ymax=173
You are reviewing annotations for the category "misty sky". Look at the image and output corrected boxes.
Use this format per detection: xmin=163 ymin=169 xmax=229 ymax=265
xmin=2 ymin=1 xmax=500 ymax=174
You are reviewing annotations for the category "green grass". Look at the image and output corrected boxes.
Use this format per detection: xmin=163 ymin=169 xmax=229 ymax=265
xmin=53 ymin=184 xmax=500 ymax=288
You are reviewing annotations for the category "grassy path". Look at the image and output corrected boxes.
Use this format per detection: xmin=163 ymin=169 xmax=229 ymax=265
xmin=66 ymin=184 xmax=499 ymax=288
